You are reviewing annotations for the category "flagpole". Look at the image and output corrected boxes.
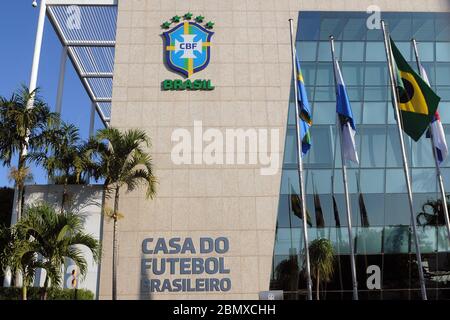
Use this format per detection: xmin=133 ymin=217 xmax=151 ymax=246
xmin=329 ymin=35 xmax=359 ymax=301
xmin=288 ymin=18 xmax=313 ymax=301
xmin=287 ymin=177 xmax=295 ymax=251
xmin=381 ymin=20 xmax=428 ymax=300
xmin=412 ymin=39 xmax=450 ymax=243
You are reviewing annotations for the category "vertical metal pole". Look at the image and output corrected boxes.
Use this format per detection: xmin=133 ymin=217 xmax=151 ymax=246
xmin=11 ymin=0 xmax=46 ymax=224
xmin=29 ymin=0 xmax=47 ymax=96
xmin=288 ymin=18 xmax=313 ymax=300
xmin=412 ymin=39 xmax=450 ymax=244
xmin=55 ymin=46 xmax=68 ymax=115
xmin=329 ymin=36 xmax=359 ymax=300
xmin=89 ymin=102 xmax=96 ymax=137
xmin=381 ymin=21 xmax=427 ymax=300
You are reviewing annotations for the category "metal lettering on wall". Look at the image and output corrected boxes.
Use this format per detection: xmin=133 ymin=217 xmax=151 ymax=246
xmin=141 ymin=237 xmax=231 ymax=293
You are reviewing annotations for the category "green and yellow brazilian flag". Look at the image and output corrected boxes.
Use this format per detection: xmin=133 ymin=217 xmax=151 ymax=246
xmin=390 ymin=38 xmax=441 ymax=141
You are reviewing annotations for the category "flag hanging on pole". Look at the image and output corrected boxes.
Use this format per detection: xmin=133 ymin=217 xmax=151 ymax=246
xmin=332 ymin=195 xmax=341 ymax=228
xmin=295 ymin=53 xmax=312 ymax=155
xmin=290 ymin=186 xmax=313 ymax=227
xmin=419 ymin=66 xmax=448 ymax=164
xmin=390 ymin=38 xmax=441 ymax=141
xmin=314 ymin=192 xmax=325 ymax=228
xmin=333 ymin=58 xmax=359 ymax=164
xmin=356 ymin=177 xmax=370 ymax=227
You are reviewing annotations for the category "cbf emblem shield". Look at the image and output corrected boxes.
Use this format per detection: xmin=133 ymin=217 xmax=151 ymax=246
xmin=163 ymin=21 xmax=214 ymax=78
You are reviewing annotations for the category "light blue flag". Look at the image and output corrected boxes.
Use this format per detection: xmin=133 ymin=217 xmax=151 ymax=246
xmin=333 ymin=58 xmax=359 ymax=164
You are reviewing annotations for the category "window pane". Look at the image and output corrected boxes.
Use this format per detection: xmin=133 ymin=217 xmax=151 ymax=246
xmin=314 ymin=86 xmax=334 ymax=101
xmin=413 ymin=227 xmax=437 ymax=254
xmin=384 ymin=226 xmax=410 ymax=253
xmin=436 ymin=63 xmax=450 ymax=85
xmin=316 ymin=63 xmax=334 ymax=85
xmin=307 ymin=128 xmax=333 ymax=166
xmin=386 ymin=126 xmax=403 ymax=167
xmin=356 ymin=227 xmax=382 ymax=254
xmin=305 ymin=170 xmax=332 ymax=194
xmin=342 ymin=42 xmax=364 ymax=61
xmin=364 ymin=86 xmax=388 ymax=101
xmin=356 ymin=194 xmax=384 ymax=226
xmin=384 ymin=193 xmax=410 ymax=225
xmin=296 ymin=41 xmax=317 ymax=61
xmin=365 ymin=64 xmax=388 ymax=85
xmin=438 ymin=102 xmax=450 ymax=123
xmin=300 ymin=63 xmax=316 ymax=86
xmin=350 ymin=102 xmax=362 ymax=125
xmin=360 ymin=169 xmax=385 ymax=193
xmin=396 ymin=42 xmax=412 ymax=61
xmin=283 ymin=128 xmax=298 ymax=166
xmin=436 ymin=43 xmax=450 ymax=62
xmin=341 ymin=63 xmax=364 ymax=85
xmin=343 ymin=18 xmax=366 ymax=40
xmin=413 ymin=13 xmax=435 ymax=41
xmin=346 ymin=86 xmax=364 ymax=101
xmin=386 ymin=169 xmax=409 ymax=193
xmin=317 ymin=41 xmax=340 ymax=61
xmin=436 ymin=87 xmax=450 ymax=101
xmin=362 ymin=102 xmax=387 ymax=124
xmin=360 ymin=127 xmax=386 ymax=167
xmin=411 ymin=138 xmax=435 ymax=167
xmin=312 ymin=102 xmax=336 ymax=124
xmin=412 ymin=169 xmax=437 ymax=193
xmin=416 ymin=42 xmax=435 ymax=62
xmin=366 ymin=42 xmax=385 ymax=61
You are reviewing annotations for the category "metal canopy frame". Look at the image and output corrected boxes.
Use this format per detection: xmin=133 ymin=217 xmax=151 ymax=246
xmin=46 ymin=0 xmax=118 ymax=126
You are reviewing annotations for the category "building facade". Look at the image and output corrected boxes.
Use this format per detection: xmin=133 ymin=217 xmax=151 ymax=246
xmin=98 ymin=0 xmax=450 ymax=300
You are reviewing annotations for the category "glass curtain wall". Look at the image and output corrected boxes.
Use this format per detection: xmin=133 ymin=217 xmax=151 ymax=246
xmin=271 ymin=12 xmax=450 ymax=300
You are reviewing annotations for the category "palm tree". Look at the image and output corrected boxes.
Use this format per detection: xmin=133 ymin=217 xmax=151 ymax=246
xmin=0 ymin=86 xmax=58 ymax=221
xmin=16 ymin=203 xmax=100 ymax=300
xmin=0 ymin=225 xmax=44 ymax=300
xmin=90 ymin=128 xmax=157 ymax=300
xmin=304 ymin=238 xmax=335 ymax=300
xmin=28 ymin=122 xmax=93 ymax=213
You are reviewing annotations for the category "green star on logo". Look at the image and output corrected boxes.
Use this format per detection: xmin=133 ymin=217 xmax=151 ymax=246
xmin=161 ymin=21 xmax=171 ymax=29
xmin=205 ymin=21 xmax=215 ymax=29
xmin=184 ymin=12 xmax=193 ymax=20
xmin=171 ymin=15 xmax=181 ymax=23
xmin=195 ymin=15 xmax=205 ymax=23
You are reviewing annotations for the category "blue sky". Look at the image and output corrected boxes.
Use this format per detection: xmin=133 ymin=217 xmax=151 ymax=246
xmin=0 ymin=1 xmax=105 ymax=187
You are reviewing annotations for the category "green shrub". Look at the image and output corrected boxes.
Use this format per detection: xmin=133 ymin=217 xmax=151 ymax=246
xmin=0 ymin=287 xmax=94 ymax=300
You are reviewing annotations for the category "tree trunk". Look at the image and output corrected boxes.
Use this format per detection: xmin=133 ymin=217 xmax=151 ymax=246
xmin=22 ymin=281 xmax=27 ymax=300
xmin=112 ymin=186 xmax=120 ymax=300
xmin=316 ymin=270 xmax=320 ymax=300
xmin=61 ymin=180 xmax=68 ymax=214
xmin=16 ymin=152 xmax=25 ymax=222
xmin=41 ymin=273 xmax=49 ymax=300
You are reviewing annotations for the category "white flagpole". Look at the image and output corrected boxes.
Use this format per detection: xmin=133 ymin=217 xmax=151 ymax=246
xmin=381 ymin=21 xmax=428 ymax=300
xmin=288 ymin=18 xmax=313 ymax=301
xmin=412 ymin=39 xmax=450 ymax=243
xmin=329 ymin=35 xmax=359 ymax=301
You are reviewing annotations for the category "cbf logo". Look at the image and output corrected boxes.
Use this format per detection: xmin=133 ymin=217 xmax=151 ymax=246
xmin=161 ymin=13 xmax=215 ymax=91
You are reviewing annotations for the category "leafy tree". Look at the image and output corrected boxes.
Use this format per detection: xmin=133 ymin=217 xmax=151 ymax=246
xmin=0 ymin=225 xmax=44 ymax=300
xmin=28 ymin=122 xmax=93 ymax=213
xmin=0 ymin=86 xmax=58 ymax=221
xmin=16 ymin=203 xmax=100 ymax=300
xmin=304 ymin=238 xmax=335 ymax=300
xmin=90 ymin=128 xmax=157 ymax=300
